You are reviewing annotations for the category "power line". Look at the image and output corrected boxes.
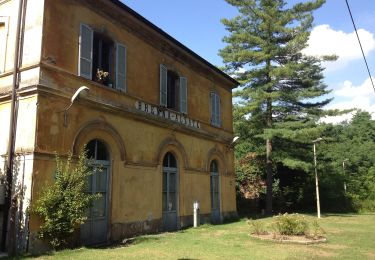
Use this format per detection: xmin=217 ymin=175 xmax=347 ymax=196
xmin=345 ymin=0 xmax=375 ymax=93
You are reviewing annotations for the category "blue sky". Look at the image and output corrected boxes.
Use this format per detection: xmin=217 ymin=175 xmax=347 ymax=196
xmin=123 ymin=0 xmax=375 ymax=122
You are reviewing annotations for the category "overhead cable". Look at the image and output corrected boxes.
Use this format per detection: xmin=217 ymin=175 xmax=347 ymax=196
xmin=345 ymin=0 xmax=375 ymax=93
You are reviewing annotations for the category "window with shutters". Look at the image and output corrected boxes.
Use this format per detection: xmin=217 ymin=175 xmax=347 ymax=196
xmin=210 ymin=92 xmax=221 ymax=127
xmin=78 ymin=23 xmax=127 ymax=91
xmin=159 ymin=64 xmax=187 ymax=114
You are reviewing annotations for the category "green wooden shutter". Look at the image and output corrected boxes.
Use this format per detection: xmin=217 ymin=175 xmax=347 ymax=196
xmin=210 ymin=92 xmax=221 ymax=127
xmin=79 ymin=23 xmax=93 ymax=79
xmin=160 ymin=64 xmax=168 ymax=106
xmin=215 ymin=94 xmax=221 ymax=126
xmin=179 ymin=77 xmax=187 ymax=114
xmin=116 ymin=43 xmax=127 ymax=91
xmin=210 ymin=92 xmax=216 ymax=125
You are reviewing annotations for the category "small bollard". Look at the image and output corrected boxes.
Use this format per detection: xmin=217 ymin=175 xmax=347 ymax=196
xmin=193 ymin=201 xmax=200 ymax=227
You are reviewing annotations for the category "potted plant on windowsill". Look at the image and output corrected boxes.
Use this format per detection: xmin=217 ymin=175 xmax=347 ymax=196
xmin=95 ymin=69 xmax=113 ymax=88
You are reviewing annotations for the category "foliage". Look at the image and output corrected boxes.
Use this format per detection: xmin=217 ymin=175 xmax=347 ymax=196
xmin=220 ymin=0 xmax=340 ymax=214
xmin=271 ymin=213 xmax=309 ymax=236
xmin=32 ymin=149 xmax=99 ymax=249
xmin=308 ymin=220 xmax=325 ymax=239
xmin=318 ymin=111 xmax=375 ymax=212
xmin=248 ymin=220 xmax=268 ymax=235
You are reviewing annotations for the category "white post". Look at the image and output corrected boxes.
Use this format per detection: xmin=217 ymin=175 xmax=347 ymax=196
xmin=193 ymin=201 xmax=199 ymax=227
xmin=313 ymin=142 xmax=321 ymax=219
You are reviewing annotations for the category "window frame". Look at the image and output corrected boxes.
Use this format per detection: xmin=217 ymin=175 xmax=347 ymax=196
xmin=210 ymin=91 xmax=221 ymax=127
xmin=78 ymin=23 xmax=127 ymax=92
xmin=159 ymin=64 xmax=188 ymax=114
xmin=0 ymin=16 xmax=10 ymax=74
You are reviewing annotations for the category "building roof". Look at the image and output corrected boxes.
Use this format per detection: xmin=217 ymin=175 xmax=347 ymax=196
xmin=108 ymin=0 xmax=240 ymax=87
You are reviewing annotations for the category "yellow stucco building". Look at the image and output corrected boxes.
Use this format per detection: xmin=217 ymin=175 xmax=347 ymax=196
xmin=0 ymin=0 xmax=238 ymax=253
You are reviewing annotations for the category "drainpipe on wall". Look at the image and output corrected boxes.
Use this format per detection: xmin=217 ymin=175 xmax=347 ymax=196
xmin=1 ymin=0 xmax=27 ymax=255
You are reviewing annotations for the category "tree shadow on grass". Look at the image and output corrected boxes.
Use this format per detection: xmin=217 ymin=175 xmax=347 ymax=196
xmin=103 ymin=236 xmax=162 ymax=249
xmin=323 ymin=213 xmax=356 ymax=218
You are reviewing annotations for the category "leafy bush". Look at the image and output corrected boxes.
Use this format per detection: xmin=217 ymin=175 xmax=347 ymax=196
xmin=308 ymin=220 xmax=325 ymax=239
xmin=271 ymin=213 xmax=308 ymax=236
xmin=354 ymin=199 xmax=375 ymax=213
xmin=32 ymin=150 xmax=99 ymax=249
xmin=248 ymin=220 xmax=268 ymax=235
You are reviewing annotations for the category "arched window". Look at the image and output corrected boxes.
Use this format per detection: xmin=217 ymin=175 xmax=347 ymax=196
xmin=87 ymin=139 xmax=109 ymax=161
xmin=210 ymin=160 xmax=220 ymax=223
xmin=162 ymin=152 xmax=178 ymax=231
xmin=163 ymin=152 xmax=177 ymax=168
xmin=81 ymin=139 xmax=110 ymax=245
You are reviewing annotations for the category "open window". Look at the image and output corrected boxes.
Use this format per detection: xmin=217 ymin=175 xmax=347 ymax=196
xmin=160 ymin=64 xmax=187 ymax=114
xmin=79 ymin=23 xmax=127 ymax=91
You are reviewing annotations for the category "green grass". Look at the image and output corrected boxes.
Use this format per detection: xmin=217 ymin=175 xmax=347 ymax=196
xmin=22 ymin=214 xmax=375 ymax=259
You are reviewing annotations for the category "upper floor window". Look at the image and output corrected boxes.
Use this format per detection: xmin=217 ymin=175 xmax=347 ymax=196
xmin=160 ymin=64 xmax=187 ymax=114
xmin=0 ymin=19 xmax=7 ymax=74
xmin=79 ymin=23 xmax=127 ymax=91
xmin=210 ymin=92 xmax=221 ymax=127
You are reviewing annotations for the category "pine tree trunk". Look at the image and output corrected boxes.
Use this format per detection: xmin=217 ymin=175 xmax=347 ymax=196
xmin=265 ymin=98 xmax=273 ymax=215
xmin=265 ymin=52 xmax=273 ymax=215
xmin=266 ymin=138 xmax=273 ymax=215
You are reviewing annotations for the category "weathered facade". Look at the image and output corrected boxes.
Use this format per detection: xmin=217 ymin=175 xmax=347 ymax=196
xmin=0 ymin=0 xmax=238 ymax=253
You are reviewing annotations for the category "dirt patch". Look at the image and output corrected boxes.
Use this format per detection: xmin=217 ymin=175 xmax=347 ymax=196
xmin=250 ymin=234 xmax=327 ymax=245
xmin=365 ymin=252 xmax=375 ymax=258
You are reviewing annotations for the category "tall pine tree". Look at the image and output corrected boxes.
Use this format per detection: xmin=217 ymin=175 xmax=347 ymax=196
xmin=220 ymin=0 xmax=336 ymax=215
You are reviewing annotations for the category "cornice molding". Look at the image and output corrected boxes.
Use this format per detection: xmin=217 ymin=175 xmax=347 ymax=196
xmin=79 ymin=0 xmax=237 ymax=90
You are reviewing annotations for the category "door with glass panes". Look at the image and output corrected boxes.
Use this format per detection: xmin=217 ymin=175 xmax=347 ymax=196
xmin=81 ymin=139 xmax=110 ymax=245
xmin=210 ymin=160 xmax=221 ymax=223
xmin=162 ymin=153 xmax=178 ymax=231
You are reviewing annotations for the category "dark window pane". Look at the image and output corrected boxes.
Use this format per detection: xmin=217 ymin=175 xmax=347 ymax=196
xmin=93 ymin=194 xmax=106 ymax=217
xmin=162 ymin=192 xmax=167 ymax=211
xmin=210 ymin=160 xmax=218 ymax=173
xmin=214 ymin=176 xmax=219 ymax=192
xmin=168 ymin=153 xmax=177 ymax=168
xmin=167 ymin=71 xmax=178 ymax=109
xmin=163 ymin=172 xmax=168 ymax=191
xmin=163 ymin=154 xmax=169 ymax=167
xmin=85 ymin=205 xmax=91 ymax=219
xmin=169 ymin=192 xmax=176 ymax=211
xmin=86 ymin=140 xmax=96 ymax=159
xmin=163 ymin=152 xmax=177 ymax=168
xmin=96 ymin=168 xmax=107 ymax=191
xmin=96 ymin=140 xmax=108 ymax=160
xmin=169 ymin=172 xmax=176 ymax=192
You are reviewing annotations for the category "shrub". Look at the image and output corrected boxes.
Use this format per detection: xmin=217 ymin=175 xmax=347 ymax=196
xmin=248 ymin=220 xmax=268 ymax=235
xmin=32 ymin=149 xmax=99 ymax=249
xmin=356 ymin=199 xmax=375 ymax=213
xmin=271 ymin=213 xmax=308 ymax=236
xmin=307 ymin=220 xmax=325 ymax=239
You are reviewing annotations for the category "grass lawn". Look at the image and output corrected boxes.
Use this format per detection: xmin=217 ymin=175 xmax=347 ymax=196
xmin=22 ymin=213 xmax=375 ymax=260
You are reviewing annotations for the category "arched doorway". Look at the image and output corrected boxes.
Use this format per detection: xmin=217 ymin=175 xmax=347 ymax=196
xmin=210 ymin=160 xmax=221 ymax=223
xmin=81 ymin=139 xmax=110 ymax=245
xmin=162 ymin=152 xmax=178 ymax=231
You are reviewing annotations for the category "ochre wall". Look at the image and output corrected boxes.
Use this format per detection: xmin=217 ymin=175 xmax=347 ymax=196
xmin=1 ymin=0 xmax=237 ymax=247
xmin=41 ymin=0 xmax=234 ymax=133
xmin=29 ymin=93 xmax=236 ymax=233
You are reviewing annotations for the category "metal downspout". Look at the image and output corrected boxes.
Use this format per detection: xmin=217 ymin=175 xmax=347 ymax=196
xmin=1 ymin=0 xmax=26 ymax=254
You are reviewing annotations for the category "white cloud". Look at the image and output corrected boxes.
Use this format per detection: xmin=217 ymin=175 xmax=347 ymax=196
xmin=303 ymin=25 xmax=375 ymax=71
xmin=321 ymin=77 xmax=375 ymax=123
xmin=334 ymin=77 xmax=375 ymax=98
